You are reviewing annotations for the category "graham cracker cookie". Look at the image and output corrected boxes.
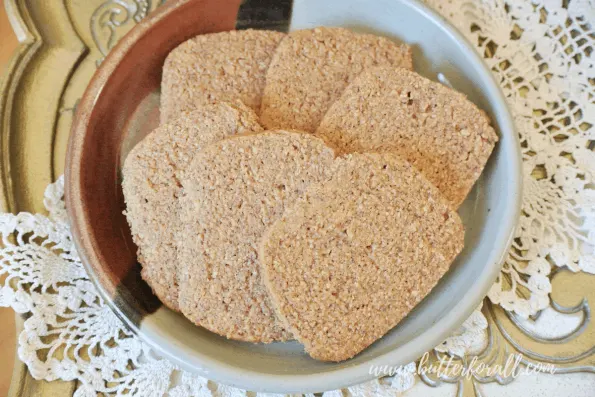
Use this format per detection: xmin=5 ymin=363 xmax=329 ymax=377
xmin=316 ymin=66 xmax=498 ymax=207
xmin=161 ymin=29 xmax=284 ymax=123
xmin=260 ymin=27 xmax=413 ymax=132
xmin=260 ymin=153 xmax=464 ymax=361
xmin=178 ymin=130 xmax=336 ymax=342
xmin=122 ymin=101 xmax=263 ymax=311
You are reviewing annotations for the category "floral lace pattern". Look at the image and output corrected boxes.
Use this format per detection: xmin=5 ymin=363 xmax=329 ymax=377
xmin=1 ymin=0 xmax=593 ymax=395
xmin=0 ymin=176 xmax=487 ymax=396
xmin=427 ymin=0 xmax=595 ymax=317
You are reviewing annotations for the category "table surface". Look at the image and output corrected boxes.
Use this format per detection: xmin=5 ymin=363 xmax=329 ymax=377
xmin=0 ymin=1 xmax=18 ymax=395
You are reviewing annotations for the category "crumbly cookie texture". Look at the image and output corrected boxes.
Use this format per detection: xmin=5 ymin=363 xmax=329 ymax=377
xmin=161 ymin=29 xmax=284 ymax=123
xmin=178 ymin=130 xmax=336 ymax=343
xmin=260 ymin=27 xmax=412 ymax=132
xmin=260 ymin=153 xmax=465 ymax=361
xmin=316 ymin=66 xmax=498 ymax=207
xmin=122 ymin=101 xmax=263 ymax=311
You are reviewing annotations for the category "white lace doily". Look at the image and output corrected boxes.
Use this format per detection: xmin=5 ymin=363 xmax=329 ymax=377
xmin=426 ymin=0 xmax=595 ymax=317
xmin=0 ymin=176 xmax=487 ymax=396
xmin=1 ymin=0 xmax=593 ymax=396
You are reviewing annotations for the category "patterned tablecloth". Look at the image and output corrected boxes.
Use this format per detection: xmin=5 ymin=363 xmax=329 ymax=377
xmin=0 ymin=0 xmax=593 ymax=396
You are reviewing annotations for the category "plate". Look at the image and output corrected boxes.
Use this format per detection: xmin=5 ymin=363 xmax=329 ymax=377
xmin=65 ymin=0 xmax=522 ymax=392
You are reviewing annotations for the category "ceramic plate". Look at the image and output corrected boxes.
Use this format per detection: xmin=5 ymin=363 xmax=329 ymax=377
xmin=65 ymin=0 xmax=522 ymax=392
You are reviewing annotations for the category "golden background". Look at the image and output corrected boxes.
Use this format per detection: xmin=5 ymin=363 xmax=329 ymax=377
xmin=0 ymin=0 xmax=17 ymax=394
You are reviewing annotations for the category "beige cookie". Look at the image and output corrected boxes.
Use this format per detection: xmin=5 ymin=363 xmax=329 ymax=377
xmin=316 ymin=66 xmax=498 ymax=207
xmin=161 ymin=29 xmax=285 ymax=123
xmin=260 ymin=153 xmax=465 ymax=361
xmin=178 ymin=130 xmax=336 ymax=343
xmin=122 ymin=101 xmax=263 ymax=311
xmin=260 ymin=27 xmax=412 ymax=132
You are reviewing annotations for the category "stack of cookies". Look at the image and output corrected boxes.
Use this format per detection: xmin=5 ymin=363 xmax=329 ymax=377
xmin=122 ymin=27 xmax=497 ymax=362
